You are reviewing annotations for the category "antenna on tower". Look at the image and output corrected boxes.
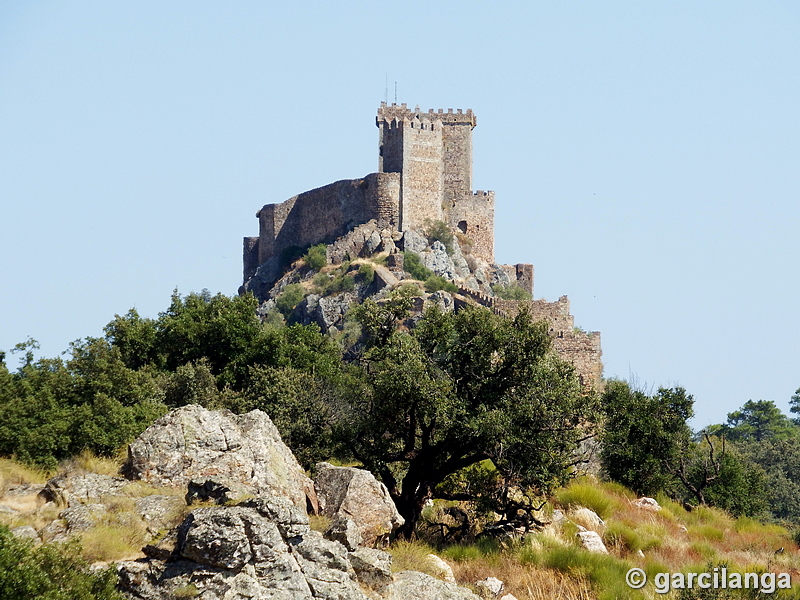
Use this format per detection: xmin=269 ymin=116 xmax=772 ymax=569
xmin=394 ymin=82 xmax=397 ymax=103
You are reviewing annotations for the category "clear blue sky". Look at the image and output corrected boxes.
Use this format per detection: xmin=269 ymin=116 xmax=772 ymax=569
xmin=1 ymin=1 xmax=798 ymax=428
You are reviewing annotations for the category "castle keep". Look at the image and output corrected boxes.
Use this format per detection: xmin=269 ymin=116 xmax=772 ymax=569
xmin=243 ymin=103 xmax=494 ymax=280
xmin=242 ymin=103 xmax=602 ymax=388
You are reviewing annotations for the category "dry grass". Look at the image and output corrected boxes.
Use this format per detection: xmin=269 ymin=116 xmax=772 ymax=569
xmin=309 ymin=514 xmax=332 ymax=533
xmin=68 ymin=448 xmax=127 ymax=477
xmin=386 ymin=539 xmax=440 ymax=575
xmin=0 ymin=457 xmax=50 ymax=493
xmin=451 ymin=554 xmax=594 ymax=600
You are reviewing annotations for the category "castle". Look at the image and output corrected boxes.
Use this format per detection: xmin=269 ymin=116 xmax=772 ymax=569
xmin=242 ymin=103 xmax=602 ymax=388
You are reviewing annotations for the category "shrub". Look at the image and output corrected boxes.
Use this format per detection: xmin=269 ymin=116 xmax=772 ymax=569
xmin=403 ymin=252 xmax=433 ymax=281
xmin=424 ymin=219 xmax=454 ymax=254
xmin=425 ymin=275 xmax=457 ymax=294
xmin=324 ymin=274 xmax=355 ymax=295
xmin=0 ymin=527 xmax=124 ymax=599
xmin=492 ymin=284 xmax=531 ymax=301
xmin=358 ymin=263 xmax=375 ymax=285
xmin=275 ymin=284 xmax=304 ymax=317
xmin=303 ymin=244 xmax=328 ymax=271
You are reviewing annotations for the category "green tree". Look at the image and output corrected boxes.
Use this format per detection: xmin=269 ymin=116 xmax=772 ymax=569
xmin=789 ymin=388 xmax=800 ymax=425
xmin=344 ymin=305 xmax=596 ymax=538
xmin=721 ymin=400 xmax=795 ymax=442
xmin=600 ymin=381 xmax=694 ymax=497
xmin=674 ymin=434 xmax=768 ymax=517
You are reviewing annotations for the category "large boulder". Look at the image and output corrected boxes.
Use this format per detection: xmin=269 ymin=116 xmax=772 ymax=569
xmin=314 ymin=463 xmax=404 ymax=547
xmin=421 ymin=241 xmax=457 ymax=280
xmin=118 ymin=497 xmax=371 ymax=600
xmin=124 ymin=405 xmax=317 ymax=512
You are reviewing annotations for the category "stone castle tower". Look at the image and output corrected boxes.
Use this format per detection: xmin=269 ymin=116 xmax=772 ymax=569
xmin=376 ymin=103 xmax=494 ymax=262
xmin=243 ymin=103 xmax=494 ymax=282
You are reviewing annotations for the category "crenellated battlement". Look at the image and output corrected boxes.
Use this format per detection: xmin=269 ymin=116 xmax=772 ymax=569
xmin=377 ymin=102 xmax=476 ymax=127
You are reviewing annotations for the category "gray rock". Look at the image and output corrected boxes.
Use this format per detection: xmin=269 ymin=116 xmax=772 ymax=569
xmin=317 ymin=292 xmax=357 ymax=331
xmin=488 ymin=265 xmax=512 ymax=288
xmin=384 ymin=571 xmax=481 ymax=600
xmin=314 ymin=462 xmax=404 ymax=547
xmin=421 ymin=242 xmax=457 ymax=279
xmin=348 ymin=547 xmax=393 ymax=591
xmin=39 ymin=473 xmax=127 ymax=506
xmin=427 ymin=290 xmax=454 ymax=312
xmin=426 ymin=553 xmax=455 ymax=582
xmin=401 ymin=229 xmax=428 ymax=254
xmin=135 ymin=494 xmax=185 ymax=534
xmin=185 ymin=476 xmax=251 ymax=506
xmin=124 ymin=405 xmax=317 ymax=513
xmin=570 ymin=507 xmax=605 ymax=531
xmin=242 ymin=255 xmax=283 ymax=301
xmin=475 ymin=576 xmax=504 ymax=598
xmin=11 ymin=525 xmax=40 ymax=542
xmin=120 ymin=499 xmax=371 ymax=600
xmin=364 ymin=230 xmax=382 ymax=256
xmin=61 ymin=503 xmax=105 ymax=532
xmin=633 ymin=497 xmax=661 ymax=511
xmin=324 ymin=515 xmax=363 ymax=551
xmin=39 ymin=518 xmax=68 ymax=543
xmin=450 ymin=242 xmax=471 ymax=279
xmin=179 ymin=508 xmax=254 ymax=570
xmin=576 ymin=530 xmax=608 ymax=553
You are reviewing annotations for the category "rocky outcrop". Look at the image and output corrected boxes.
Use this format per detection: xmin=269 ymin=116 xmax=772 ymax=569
xmin=39 ymin=473 xmax=127 ymax=505
xmin=124 ymin=405 xmax=318 ymax=512
xmin=314 ymin=463 xmax=404 ymax=547
xmin=118 ymin=497 xmax=371 ymax=600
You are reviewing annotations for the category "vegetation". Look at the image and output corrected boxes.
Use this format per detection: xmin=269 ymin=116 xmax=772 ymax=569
xmin=424 ymin=274 xmax=458 ymax=293
xmin=344 ymin=302 xmax=597 ymax=537
xmin=402 ymin=251 xmax=434 ymax=281
xmin=0 ymin=527 xmax=124 ymax=600
xmin=302 ymin=243 xmax=328 ymax=271
xmin=424 ymin=219 xmax=455 ymax=254
xmin=275 ymin=283 xmax=305 ymax=317
xmin=492 ymin=283 xmax=532 ymax=301
xmin=6 ymin=285 xmax=800 ymax=597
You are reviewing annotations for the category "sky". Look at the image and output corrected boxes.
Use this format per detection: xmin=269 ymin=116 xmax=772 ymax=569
xmin=1 ymin=1 xmax=798 ymax=428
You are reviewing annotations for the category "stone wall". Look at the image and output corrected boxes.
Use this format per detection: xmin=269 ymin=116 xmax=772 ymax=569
xmin=447 ymin=191 xmax=495 ymax=264
xmin=479 ymin=295 xmax=603 ymax=389
xmin=254 ymin=172 xmax=400 ymax=266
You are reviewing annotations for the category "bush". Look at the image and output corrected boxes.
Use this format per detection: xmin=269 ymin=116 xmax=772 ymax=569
xmin=275 ymin=284 xmax=305 ymax=317
xmin=303 ymin=244 xmax=328 ymax=271
xmin=358 ymin=263 xmax=375 ymax=285
xmin=402 ymin=252 xmax=433 ymax=281
xmin=0 ymin=527 xmax=124 ymax=599
xmin=324 ymin=274 xmax=355 ymax=295
xmin=492 ymin=284 xmax=531 ymax=301
xmin=553 ymin=481 xmax=620 ymax=520
xmin=424 ymin=220 xmax=454 ymax=254
xmin=424 ymin=275 xmax=457 ymax=294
